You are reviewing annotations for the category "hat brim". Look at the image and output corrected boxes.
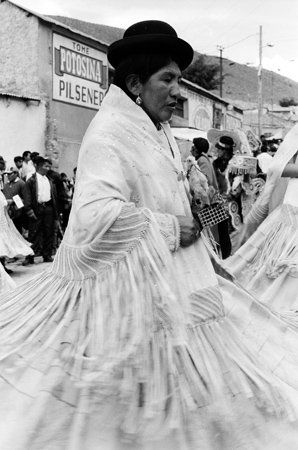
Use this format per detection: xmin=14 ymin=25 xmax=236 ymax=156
xmin=207 ymin=128 xmax=241 ymax=152
xmin=108 ymin=34 xmax=193 ymax=70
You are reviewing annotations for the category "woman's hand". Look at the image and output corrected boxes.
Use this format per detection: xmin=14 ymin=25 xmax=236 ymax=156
xmin=176 ymin=215 xmax=201 ymax=247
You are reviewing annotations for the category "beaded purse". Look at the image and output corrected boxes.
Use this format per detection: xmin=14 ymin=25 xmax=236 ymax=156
xmin=191 ymin=193 xmax=229 ymax=229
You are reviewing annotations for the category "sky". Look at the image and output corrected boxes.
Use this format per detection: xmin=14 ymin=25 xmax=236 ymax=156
xmin=11 ymin=0 xmax=298 ymax=82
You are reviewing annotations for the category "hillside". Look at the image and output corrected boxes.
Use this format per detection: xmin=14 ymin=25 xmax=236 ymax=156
xmin=51 ymin=16 xmax=298 ymax=110
xmin=50 ymin=15 xmax=124 ymax=45
xmin=203 ymin=53 xmax=298 ymax=110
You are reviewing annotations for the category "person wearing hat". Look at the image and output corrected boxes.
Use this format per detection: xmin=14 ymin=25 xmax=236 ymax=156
xmin=22 ymin=156 xmax=58 ymax=265
xmin=212 ymin=135 xmax=235 ymax=193
xmin=211 ymin=135 xmax=235 ymax=258
xmin=1 ymin=19 xmax=298 ymax=450
xmin=226 ymin=123 xmax=298 ymax=312
xmin=191 ymin=136 xmax=233 ymax=258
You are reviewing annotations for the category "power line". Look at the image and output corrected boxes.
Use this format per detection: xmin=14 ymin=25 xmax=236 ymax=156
xmin=209 ymin=0 xmax=263 ymax=47
xmin=179 ymin=0 xmax=239 ymax=49
xmin=224 ymin=33 xmax=258 ymax=50
xmin=201 ymin=32 xmax=258 ymax=57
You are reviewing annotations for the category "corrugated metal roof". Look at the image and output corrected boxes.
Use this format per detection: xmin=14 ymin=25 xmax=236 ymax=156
xmin=0 ymin=92 xmax=41 ymax=101
xmin=181 ymin=78 xmax=243 ymax=112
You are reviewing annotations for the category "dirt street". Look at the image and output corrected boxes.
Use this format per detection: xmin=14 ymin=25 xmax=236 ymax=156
xmin=5 ymin=257 xmax=52 ymax=287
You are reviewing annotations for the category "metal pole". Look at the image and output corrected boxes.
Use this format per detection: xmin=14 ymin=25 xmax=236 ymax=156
xmin=217 ymin=45 xmax=224 ymax=97
xmin=257 ymin=25 xmax=263 ymax=137
xmin=271 ymin=71 xmax=274 ymax=125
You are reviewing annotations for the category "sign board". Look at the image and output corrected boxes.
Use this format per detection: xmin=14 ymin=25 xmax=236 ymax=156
xmin=246 ymin=129 xmax=261 ymax=152
xmin=53 ymin=33 xmax=108 ymax=110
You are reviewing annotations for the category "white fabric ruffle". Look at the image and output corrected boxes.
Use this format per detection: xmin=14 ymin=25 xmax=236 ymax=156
xmin=0 ymin=200 xmax=32 ymax=258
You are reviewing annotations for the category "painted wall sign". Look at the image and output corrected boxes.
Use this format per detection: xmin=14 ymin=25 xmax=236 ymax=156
xmin=53 ymin=33 xmax=108 ymax=110
xmin=194 ymin=107 xmax=211 ymax=131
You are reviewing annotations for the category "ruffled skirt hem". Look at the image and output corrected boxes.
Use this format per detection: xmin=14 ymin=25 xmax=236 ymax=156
xmin=0 ymin=217 xmax=298 ymax=448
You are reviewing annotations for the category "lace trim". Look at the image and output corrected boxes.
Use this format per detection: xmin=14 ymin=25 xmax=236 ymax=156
xmin=154 ymin=212 xmax=180 ymax=252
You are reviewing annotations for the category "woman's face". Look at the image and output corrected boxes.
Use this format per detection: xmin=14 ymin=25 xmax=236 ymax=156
xmin=140 ymin=61 xmax=182 ymax=123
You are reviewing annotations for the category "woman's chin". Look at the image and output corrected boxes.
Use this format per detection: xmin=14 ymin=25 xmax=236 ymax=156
xmin=160 ymin=111 xmax=174 ymax=123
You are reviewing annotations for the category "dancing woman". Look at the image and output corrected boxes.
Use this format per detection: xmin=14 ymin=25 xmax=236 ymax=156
xmin=226 ymin=125 xmax=298 ymax=311
xmin=0 ymin=189 xmax=32 ymax=274
xmin=1 ymin=21 xmax=298 ymax=449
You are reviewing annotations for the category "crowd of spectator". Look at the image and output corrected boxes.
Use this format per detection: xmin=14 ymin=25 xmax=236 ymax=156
xmin=253 ymin=135 xmax=280 ymax=175
xmin=0 ymin=150 xmax=76 ymax=272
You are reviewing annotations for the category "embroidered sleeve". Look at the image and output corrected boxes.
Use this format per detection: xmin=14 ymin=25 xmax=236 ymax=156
xmin=153 ymin=213 xmax=180 ymax=252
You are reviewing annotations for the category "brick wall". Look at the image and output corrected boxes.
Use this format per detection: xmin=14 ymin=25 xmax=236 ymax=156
xmin=0 ymin=1 xmax=39 ymax=96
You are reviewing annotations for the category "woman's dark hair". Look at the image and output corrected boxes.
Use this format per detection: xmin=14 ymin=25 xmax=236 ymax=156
xmin=112 ymin=53 xmax=174 ymax=101
xmin=193 ymin=137 xmax=209 ymax=156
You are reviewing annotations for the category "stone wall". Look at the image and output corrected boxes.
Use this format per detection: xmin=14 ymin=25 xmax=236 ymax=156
xmin=0 ymin=1 xmax=39 ymax=96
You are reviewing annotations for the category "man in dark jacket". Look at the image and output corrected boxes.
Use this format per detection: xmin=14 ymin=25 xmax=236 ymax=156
xmin=23 ymin=156 xmax=58 ymax=265
xmin=2 ymin=167 xmax=26 ymax=234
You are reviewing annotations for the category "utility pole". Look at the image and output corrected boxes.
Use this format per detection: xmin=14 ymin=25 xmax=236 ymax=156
xmin=217 ymin=45 xmax=224 ymax=97
xmin=257 ymin=25 xmax=263 ymax=137
xmin=271 ymin=71 xmax=274 ymax=125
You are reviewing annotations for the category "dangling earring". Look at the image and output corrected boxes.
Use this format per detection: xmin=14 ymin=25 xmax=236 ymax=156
xmin=136 ymin=95 xmax=142 ymax=106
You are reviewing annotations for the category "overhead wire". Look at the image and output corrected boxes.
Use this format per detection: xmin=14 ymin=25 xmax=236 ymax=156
xmin=178 ymin=0 xmax=235 ymax=53
xmin=224 ymin=33 xmax=258 ymax=50
xmin=194 ymin=0 xmax=250 ymax=54
xmin=207 ymin=0 xmax=263 ymax=50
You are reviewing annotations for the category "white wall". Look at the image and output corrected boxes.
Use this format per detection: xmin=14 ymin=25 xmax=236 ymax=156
xmin=0 ymin=1 xmax=39 ymax=96
xmin=0 ymin=97 xmax=46 ymax=168
xmin=180 ymin=85 xmax=214 ymax=130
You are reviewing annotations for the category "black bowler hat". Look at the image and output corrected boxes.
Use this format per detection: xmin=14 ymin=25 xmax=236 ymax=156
xmin=216 ymin=136 xmax=235 ymax=149
xmin=108 ymin=20 xmax=194 ymax=70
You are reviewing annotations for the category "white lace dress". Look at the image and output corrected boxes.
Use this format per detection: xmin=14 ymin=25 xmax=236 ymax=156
xmin=1 ymin=86 xmax=298 ymax=449
xmin=0 ymin=190 xmax=32 ymax=258
xmin=226 ymin=130 xmax=298 ymax=312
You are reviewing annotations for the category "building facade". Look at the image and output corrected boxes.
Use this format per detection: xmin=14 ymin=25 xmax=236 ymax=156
xmin=243 ymin=106 xmax=298 ymax=139
xmin=0 ymin=1 xmax=243 ymax=173
xmin=171 ymin=79 xmax=243 ymax=131
xmin=0 ymin=0 xmax=108 ymax=173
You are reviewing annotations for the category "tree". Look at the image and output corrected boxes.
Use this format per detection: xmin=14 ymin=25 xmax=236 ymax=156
xmin=279 ymin=97 xmax=298 ymax=107
xmin=183 ymin=55 xmax=220 ymax=91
